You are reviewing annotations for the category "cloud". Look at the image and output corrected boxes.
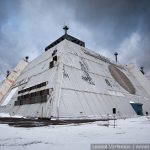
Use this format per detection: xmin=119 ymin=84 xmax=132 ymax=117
xmin=0 ymin=0 xmax=150 ymax=81
xmin=0 ymin=0 xmax=72 ymax=79
xmin=118 ymin=31 xmax=150 ymax=73
xmin=66 ymin=0 xmax=150 ymax=73
xmin=118 ymin=32 xmax=141 ymax=64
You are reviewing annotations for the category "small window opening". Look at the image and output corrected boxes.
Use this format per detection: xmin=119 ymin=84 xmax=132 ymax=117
xmin=49 ymin=61 xmax=54 ymax=68
xmin=53 ymin=56 xmax=57 ymax=61
xmin=52 ymin=50 xmax=57 ymax=56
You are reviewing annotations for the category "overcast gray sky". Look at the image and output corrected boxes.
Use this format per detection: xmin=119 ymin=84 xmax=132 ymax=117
xmin=0 ymin=0 xmax=150 ymax=81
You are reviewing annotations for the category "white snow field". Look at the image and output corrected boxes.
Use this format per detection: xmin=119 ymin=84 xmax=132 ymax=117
xmin=0 ymin=116 xmax=150 ymax=150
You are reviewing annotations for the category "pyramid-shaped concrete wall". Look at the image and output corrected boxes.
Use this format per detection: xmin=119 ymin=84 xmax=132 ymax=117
xmin=0 ymin=39 xmax=150 ymax=120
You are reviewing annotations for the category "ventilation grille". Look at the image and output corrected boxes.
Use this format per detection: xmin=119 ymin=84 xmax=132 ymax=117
xmin=18 ymin=82 xmax=47 ymax=94
xmin=14 ymin=89 xmax=52 ymax=106
xmin=109 ymin=65 xmax=135 ymax=94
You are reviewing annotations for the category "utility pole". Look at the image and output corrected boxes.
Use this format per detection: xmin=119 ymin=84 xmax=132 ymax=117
xmin=114 ymin=52 xmax=118 ymax=62
xmin=140 ymin=66 xmax=144 ymax=75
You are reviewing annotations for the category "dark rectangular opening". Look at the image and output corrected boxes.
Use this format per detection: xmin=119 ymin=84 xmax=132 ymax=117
xmin=130 ymin=103 xmax=143 ymax=115
xmin=40 ymin=82 xmax=47 ymax=87
xmin=49 ymin=61 xmax=54 ymax=68
xmin=37 ymin=84 xmax=41 ymax=88
xmin=18 ymin=82 xmax=47 ymax=94
xmin=52 ymin=50 xmax=57 ymax=56
xmin=53 ymin=56 xmax=57 ymax=61
xmin=14 ymin=101 xmax=19 ymax=106
xmin=20 ymin=99 xmax=23 ymax=105
xmin=15 ymin=88 xmax=50 ymax=106
xmin=113 ymin=108 xmax=116 ymax=114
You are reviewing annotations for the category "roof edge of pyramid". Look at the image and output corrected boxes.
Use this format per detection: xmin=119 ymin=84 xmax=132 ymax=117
xmin=45 ymin=34 xmax=85 ymax=51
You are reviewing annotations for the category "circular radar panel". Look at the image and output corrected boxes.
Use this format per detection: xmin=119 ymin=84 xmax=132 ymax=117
xmin=108 ymin=65 xmax=136 ymax=94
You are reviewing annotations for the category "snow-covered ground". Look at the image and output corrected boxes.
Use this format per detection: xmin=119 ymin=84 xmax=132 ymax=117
xmin=0 ymin=116 xmax=150 ymax=150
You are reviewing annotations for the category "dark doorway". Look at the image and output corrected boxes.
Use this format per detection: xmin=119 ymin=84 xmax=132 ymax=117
xmin=130 ymin=103 xmax=143 ymax=115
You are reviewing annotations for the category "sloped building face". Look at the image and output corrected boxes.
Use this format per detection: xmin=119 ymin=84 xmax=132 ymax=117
xmin=0 ymin=35 xmax=150 ymax=120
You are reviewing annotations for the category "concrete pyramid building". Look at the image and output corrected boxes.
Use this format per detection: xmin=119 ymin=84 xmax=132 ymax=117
xmin=0 ymin=27 xmax=150 ymax=120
